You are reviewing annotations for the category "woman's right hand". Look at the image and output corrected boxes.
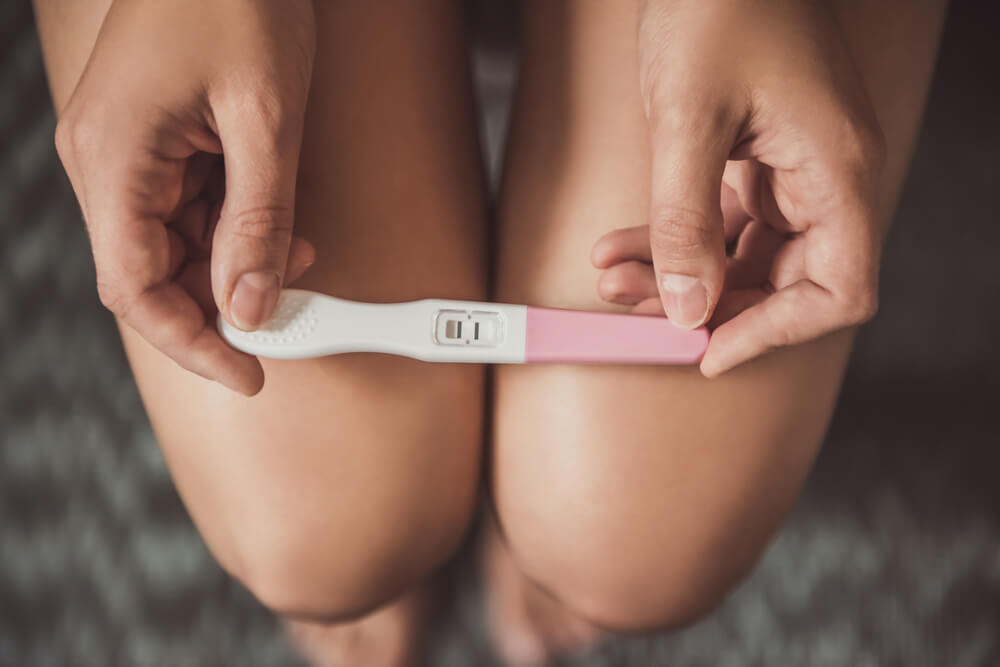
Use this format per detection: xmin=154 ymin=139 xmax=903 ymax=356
xmin=55 ymin=0 xmax=318 ymax=396
xmin=594 ymin=0 xmax=885 ymax=377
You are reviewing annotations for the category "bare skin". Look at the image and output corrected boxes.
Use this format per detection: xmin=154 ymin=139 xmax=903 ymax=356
xmin=485 ymin=0 xmax=946 ymax=662
xmin=283 ymin=582 xmax=434 ymax=667
xmin=47 ymin=0 xmax=319 ymax=396
xmin=36 ymin=1 xmax=486 ymax=664
xmin=34 ymin=0 xmax=947 ymax=665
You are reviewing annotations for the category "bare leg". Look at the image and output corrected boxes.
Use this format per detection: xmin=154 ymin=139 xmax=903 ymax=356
xmin=485 ymin=0 xmax=946 ymax=663
xmin=284 ymin=580 xmax=435 ymax=667
xmin=34 ymin=1 xmax=487 ymax=664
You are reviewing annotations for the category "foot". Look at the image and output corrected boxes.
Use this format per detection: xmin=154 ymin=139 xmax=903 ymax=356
xmin=481 ymin=519 xmax=605 ymax=666
xmin=283 ymin=584 xmax=433 ymax=667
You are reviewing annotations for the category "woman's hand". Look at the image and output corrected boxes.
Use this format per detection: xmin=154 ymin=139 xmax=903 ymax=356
xmin=55 ymin=0 xmax=317 ymax=395
xmin=593 ymin=0 xmax=885 ymax=376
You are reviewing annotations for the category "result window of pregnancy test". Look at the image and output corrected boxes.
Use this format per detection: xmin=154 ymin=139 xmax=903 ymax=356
xmin=433 ymin=310 xmax=504 ymax=347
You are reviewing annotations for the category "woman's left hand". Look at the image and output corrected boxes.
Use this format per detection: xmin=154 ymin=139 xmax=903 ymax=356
xmin=592 ymin=0 xmax=886 ymax=376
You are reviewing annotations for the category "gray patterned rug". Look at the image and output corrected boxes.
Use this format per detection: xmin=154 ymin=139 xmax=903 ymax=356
xmin=2 ymin=1 xmax=998 ymax=665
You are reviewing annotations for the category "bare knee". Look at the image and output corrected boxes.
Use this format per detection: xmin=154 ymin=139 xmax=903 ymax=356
xmin=236 ymin=527 xmax=459 ymax=624
xmin=227 ymin=455 xmax=477 ymax=624
xmin=491 ymin=362 xmax=829 ymax=634
xmin=187 ymin=362 xmax=485 ymax=623
xmin=503 ymin=505 xmax=764 ymax=633
xmin=493 ymin=389 xmax=787 ymax=634
xmin=535 ymin=542 xmax=752 ymax=633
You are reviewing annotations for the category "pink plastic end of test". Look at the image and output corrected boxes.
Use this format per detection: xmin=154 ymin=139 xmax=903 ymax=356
xmin=524 ymin=306 xmax=708 ymax=365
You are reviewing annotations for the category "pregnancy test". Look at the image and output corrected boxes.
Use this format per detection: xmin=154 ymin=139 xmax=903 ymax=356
xmin=217 ymin=289 xmax=708 ymax=364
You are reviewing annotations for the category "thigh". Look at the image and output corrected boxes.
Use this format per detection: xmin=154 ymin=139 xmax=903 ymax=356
xmin=491 ymin=0 xmax=946 ymax=630
xmin=35 ymin=0 xmax=488 ymax=618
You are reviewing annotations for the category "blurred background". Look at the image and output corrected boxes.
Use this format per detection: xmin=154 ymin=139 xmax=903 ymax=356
xmin=1 ymin=1 xmax=998 ymax=665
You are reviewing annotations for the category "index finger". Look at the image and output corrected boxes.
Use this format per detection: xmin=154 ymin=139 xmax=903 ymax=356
xmin=83 ymin=155 xmax=266 ymax=395
xmin=700 ymin=198 xmax=880 ymax=377
xmin=109 ymin=275 xmax=266 ymax=395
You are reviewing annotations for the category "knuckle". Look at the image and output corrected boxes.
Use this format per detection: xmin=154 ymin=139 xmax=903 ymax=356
xmin=842 ymin=287 xmax=879 ymax=326
xmin=97 ymin=277 xmax=201 ymax=354
xmin=54 ymin=111 xmax=92 ymax=163
xmin=598 ymin=273 xmax=629 ymax=302
xmin=157 ymin=313 xmax=202 ymax=354
xmin=648 ymin=93 xmax=735 ymax=145
xmin=846 ymin=287 xmax=879 ymax=325
xmin=841 ymin=117 xmax=887 ymax=176
xmin=638 ymin=37 xmax=740 ymax=141
xmin=247 ymin=89 xmax=286 ymax=134
xmin=227 ymin=204 xmax=295 ymax=243
xmin=95 ymin=278 xmax=131 ymax=319
xmin=235 ymin=86 xmax=298 ymax=145
xmin=649 ymin=206 xmax=715 ymax=261
xmin=765 ymin=297 xmax=796 ymax=349
xmin=770 ymin=325 xmax=792 ymax=350
xmin=216 ymin=78 xmax=300 ymax=155
xmin=53 ymin=117 xmax=72 ymax=157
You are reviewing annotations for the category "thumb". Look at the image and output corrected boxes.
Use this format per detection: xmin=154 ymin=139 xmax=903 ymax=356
xmin=212 ymin=105 xmax=305 ymax=331
xmin=647 ymin=111 xmax=733 ymax=330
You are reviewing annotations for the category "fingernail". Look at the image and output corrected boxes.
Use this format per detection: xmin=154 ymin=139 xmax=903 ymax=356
xmin=661 ymin=273 xmax=708 ymax=329
xmin=231 ymin=271 xmax=279 ymax=331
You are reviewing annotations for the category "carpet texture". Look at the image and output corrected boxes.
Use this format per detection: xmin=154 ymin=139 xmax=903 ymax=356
xmin=1 ymin=1 xmax=998 ymax=665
